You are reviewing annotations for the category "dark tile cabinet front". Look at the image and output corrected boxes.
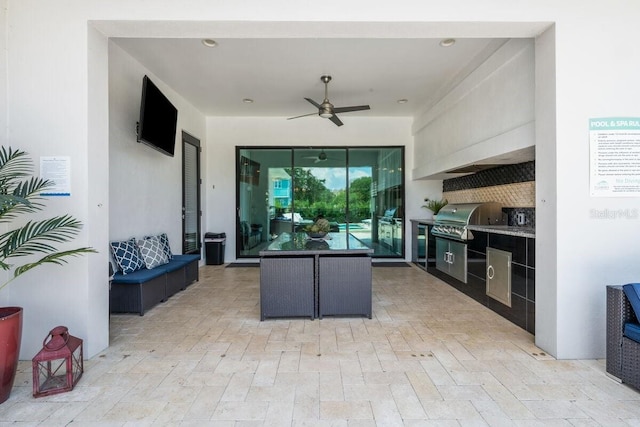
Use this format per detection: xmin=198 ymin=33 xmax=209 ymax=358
xmin=468 ymin=231 xmax=535 ymax=334
xmin=455 ymin=231 xmax=536 ymax=334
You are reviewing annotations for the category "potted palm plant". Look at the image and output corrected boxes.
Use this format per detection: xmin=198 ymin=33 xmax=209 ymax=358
xmin=422 ymin=197 xmax=448 ymax=215
xmin=0 ymin=146 xmax=95 ymax=404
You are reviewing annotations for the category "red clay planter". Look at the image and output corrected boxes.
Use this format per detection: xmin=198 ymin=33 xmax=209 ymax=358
xmin=0 ymin=307 xmax=23 ymax=404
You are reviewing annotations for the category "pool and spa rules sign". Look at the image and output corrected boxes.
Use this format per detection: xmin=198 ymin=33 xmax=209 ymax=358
xmin=590 ymin=117 xmax=640 ymax=197
xmin=39 ymin=156 xmax=71 ymax=196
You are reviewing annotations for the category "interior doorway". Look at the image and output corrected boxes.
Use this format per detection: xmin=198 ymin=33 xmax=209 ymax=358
xmin=182 ymin=131 xmax=201 ymax=255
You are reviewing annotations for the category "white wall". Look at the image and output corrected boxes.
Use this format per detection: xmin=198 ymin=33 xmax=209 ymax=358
xmin=109 ymin=42 xmax=206 ymax=252
xmin=533 ymin=26 xmax=558 ymax=356
xmin=412 ymin=39 xmax=535 ymax=179
xmin=205 ymin=116 xmax=436 ymax=261
xmin=5 ymin=0 xmax=640 ymax=359
xmin=0 ymin=0 xmax=8 ymax=305
xmin=551 ymin=9 xmax=640 ymax=358
xmin=0 ymin=0 xmax=6 ymax=146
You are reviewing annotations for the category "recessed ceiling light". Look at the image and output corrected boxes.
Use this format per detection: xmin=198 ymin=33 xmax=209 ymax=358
xmin=397 ymin=99 xmax=408 ymax=104
xmin=201 ymin=39 xmax=218 ymax=48
xmin=440 ymin=38 xmax=456 ymax=47
xmin=242 ymin=98 xmax=254 ymax=104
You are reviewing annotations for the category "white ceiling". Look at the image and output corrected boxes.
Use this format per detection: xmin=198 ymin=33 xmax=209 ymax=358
xmin=113 ymin=37 xmax=509 ymax=120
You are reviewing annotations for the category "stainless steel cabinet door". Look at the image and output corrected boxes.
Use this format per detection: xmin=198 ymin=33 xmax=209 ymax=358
xmin=448 ymin=240 xmax=468 ymax=283
xmin=486 ymin=247 xmax=512 ymax=307
xmin=435 ymin=237 xmax=449 ymax=274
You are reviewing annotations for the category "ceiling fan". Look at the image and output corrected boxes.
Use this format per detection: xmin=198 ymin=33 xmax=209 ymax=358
xmin=287 ymin=75 xmax=370 ymax=127
xmin=303 ymin=149 xmax=335 ymax=163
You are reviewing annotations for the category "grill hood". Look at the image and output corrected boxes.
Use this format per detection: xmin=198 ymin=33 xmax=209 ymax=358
xmin=432 ymin=202 xmax=505 ymax=241
xmin=435 ymin=202 xmax=504 ymax=226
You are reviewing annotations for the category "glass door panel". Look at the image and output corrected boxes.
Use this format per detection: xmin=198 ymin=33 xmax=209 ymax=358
xmin=182 ymin=132 xmax=201 ymax=255
xmin=346 ymin=149 xmax=374 ymax=248
xmin=292 ymin=148 xmax=347 ymax=230
xmin=372 ymin=147 xmax=404 ymax=257
xmin=238 ymin=148 xmax=292 ymax=257
xmin=236 ymin=146 xmax=404 ymax=258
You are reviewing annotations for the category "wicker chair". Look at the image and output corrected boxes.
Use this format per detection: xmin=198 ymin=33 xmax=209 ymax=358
xmin=606 ymin=285 xmax=640 ymax=390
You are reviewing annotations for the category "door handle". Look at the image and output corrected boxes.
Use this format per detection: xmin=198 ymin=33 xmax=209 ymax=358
xmin=487 ymin=265 xmax=495 ymax=280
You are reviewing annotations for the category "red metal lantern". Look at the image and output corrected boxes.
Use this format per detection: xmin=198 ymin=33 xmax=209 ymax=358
xmin=32 ymin=326 xmax=83 ymax=398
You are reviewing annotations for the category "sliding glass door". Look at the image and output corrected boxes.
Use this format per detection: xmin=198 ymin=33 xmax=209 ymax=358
xmin=236 ymin=146 xmax=404 ymax=258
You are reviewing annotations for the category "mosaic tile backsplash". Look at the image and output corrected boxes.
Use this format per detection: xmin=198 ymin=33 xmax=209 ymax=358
xmin=443 ymin=161 xmax=535 ymax=192
xmin=442 ymin=161 xmax=535 ymax=227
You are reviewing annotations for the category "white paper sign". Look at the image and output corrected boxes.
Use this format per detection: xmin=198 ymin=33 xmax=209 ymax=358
xmin=40 ymin=156 xmax=71 ymax=196
xmin=590 ymin=117 xmax=640 ymax=197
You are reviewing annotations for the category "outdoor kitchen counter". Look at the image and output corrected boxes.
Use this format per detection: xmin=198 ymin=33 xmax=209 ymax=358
xmin=411 ymin=219 xmax=534 ymax=238
xmin=259 ymin=232 xmax=373 ymax=320
xmin=468 ymin=225 xmax=535 ymax=238
xmin=411 ymin=218 xmax=435 ymax=225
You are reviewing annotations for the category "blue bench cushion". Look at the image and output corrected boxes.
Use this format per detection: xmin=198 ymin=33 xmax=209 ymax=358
xmin=623 ymin=283 xmax=640 ymax=344
xmin=158 ymin=259 xmax=186 ymax=273
xmin=112 ymin=267 xmax=166 ymax=284
xmin=623 ymin=283 xmax=640 ymax=320
xmin=625 ymin=322 xmax=640 ymax=344
xmin=171 ymin=254 xmax=201 ymax=264
xmin=112 ymin=254 xmax=200 ymax=282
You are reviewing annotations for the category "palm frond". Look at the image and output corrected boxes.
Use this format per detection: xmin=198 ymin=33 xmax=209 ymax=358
xmin=12 ymin=248 xmax=97 ymax=277
xmin=0 ymin=194 xmax=30 ymax=208
xmin=0 ymin=215 xmax=84 ymax=259
xmin=0 ymin=147 xmax=34 ymax=183
xmin=0 ymin=177 xmax=55 ymax=221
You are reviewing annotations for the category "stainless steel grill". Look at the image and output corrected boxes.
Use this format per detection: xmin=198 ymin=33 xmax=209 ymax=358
xmin=432 ymin=202 xmax=505 ymax=284
xmin=378 ymin=208 xmax=400 ymax=250
xmin=432 ymin=202 xmax=505 ymax=241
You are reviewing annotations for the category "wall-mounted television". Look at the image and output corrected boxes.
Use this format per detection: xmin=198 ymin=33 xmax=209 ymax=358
xmin=137 ymin=75 xmax=178 ymax=157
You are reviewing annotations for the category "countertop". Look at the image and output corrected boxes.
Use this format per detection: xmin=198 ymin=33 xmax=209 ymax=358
xmin=410 ymin=219 xmax=535 ymax=238
xmin=410 ymin=218 xmax=435 ymax=225
xmin=467 ymin=225 xmax=535 ymax=238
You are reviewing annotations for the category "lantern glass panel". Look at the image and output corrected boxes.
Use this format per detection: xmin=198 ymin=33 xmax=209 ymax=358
xmin=35 ymin=358 xmax=70 ymax=394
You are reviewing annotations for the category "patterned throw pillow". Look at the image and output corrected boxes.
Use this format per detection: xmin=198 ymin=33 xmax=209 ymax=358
xmin=138 ymin=237 xmax=169 ymax=269
xmin=157 ymin=233 xmax=173 ymax=260
xmin=110 ymin=238 xmax=145 ymax=274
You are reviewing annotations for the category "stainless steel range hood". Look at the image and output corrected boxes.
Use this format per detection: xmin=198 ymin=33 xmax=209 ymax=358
xmin=412 ymin=134 xmax=535 ymax=180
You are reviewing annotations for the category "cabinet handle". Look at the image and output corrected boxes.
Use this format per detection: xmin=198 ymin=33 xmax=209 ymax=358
xmin=487 ymin=265 xmax=495 ymax=280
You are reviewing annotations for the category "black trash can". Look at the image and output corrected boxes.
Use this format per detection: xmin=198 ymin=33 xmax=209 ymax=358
xmin=204 ymin=232 xmax=226 ymax=265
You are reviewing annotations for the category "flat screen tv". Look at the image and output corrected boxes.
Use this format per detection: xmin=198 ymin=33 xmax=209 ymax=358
xmin=137 ymin=75 xmax=178 ymax=157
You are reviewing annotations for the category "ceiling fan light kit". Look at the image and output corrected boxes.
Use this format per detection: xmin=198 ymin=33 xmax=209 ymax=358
xmin=288 ymin=75 xmax=370 ymax=126
xmin=303 ymin=149 xmax=333 ymax=163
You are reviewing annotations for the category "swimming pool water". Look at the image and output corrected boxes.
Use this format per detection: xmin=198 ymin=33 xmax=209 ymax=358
xmin=338 ymin=223 xmax=364 ymax=231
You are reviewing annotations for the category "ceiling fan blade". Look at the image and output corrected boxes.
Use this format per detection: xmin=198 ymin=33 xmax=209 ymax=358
xmin=287 ymin=112 xmax=317 ymax=120
xmin=332 ymin=105 xmax=371 ymax=114
xmin=329 ymin=114 xmax=344 ymax=127
xmin=304 ymin=97 xmax=322 ymax=109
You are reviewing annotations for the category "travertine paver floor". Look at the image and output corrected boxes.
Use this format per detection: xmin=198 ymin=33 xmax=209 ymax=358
xmin=1 ymin=264 xmax=639 ymax=426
